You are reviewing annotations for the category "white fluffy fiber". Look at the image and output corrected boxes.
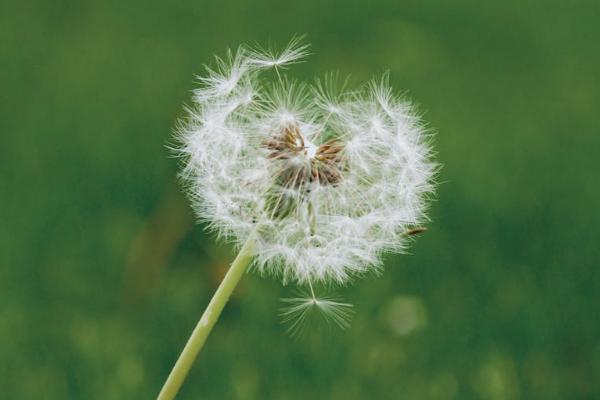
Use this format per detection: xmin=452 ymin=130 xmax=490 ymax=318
xmin=177 ymin=39 xmax=436 ymax=285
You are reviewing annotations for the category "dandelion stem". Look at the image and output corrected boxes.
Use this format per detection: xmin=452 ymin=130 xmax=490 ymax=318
xmin=157 ymin=235 xmax=255 ymax=400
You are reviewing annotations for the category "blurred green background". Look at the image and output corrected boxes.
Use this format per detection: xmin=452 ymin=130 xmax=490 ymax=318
xmin=2 ymin=0 xmax=599 ymax=399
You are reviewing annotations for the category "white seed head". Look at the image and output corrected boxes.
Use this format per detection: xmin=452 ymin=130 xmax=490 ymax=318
xmin=176 ymin=39 xmax=437 ymax=286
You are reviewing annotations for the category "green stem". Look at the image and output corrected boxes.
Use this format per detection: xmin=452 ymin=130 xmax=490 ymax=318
xmin=157 ymin=236 xmax=255 ymax=400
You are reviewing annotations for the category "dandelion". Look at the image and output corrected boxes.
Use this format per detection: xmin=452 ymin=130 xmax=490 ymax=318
xmin=158 ymin=38 xmax=436 ymax=399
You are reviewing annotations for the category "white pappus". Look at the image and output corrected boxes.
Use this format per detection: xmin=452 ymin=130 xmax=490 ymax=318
xmin=176 ymin=38 xmax=437 ymax=332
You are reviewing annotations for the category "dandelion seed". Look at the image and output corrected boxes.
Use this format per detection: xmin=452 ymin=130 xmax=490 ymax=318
xmin=280 ymin=282 xmax=354 ymax=337
xmin=246 ymin=35 xmax=311 ymax=70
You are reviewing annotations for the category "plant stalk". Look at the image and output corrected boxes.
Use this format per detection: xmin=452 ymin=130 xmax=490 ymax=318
xmin=157 ymin=236 xmax=255 ymax=400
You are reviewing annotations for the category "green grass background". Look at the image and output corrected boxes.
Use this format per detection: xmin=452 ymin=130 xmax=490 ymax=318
xmin=1 ymin=0 xmax=599 ymax=398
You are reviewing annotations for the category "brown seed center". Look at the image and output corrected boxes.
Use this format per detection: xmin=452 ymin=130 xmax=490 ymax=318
xmin=264 ymin=125 xmax=344 ymax=188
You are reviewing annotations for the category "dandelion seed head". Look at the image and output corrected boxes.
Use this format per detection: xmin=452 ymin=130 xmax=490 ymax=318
xmin=177 ymin=38 xmax=437 ymax=286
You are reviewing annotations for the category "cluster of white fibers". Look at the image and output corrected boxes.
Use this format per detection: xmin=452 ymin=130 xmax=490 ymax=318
xmin=177 ymin=39 xmax=436 ymax=293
